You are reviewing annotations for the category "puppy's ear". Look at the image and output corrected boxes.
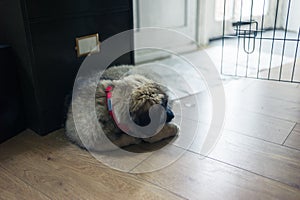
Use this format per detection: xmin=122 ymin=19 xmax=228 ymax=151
xmin=130 ymin=84 xmax=164 ymax=110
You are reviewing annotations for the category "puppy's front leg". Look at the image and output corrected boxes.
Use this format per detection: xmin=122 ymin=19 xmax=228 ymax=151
xmin=143 ymin=124 xmax=179 ymax=143
xmin=112 ymin=134 xmax=142 ymax=148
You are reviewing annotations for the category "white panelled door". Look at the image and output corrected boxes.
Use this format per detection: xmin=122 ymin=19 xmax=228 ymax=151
xmin=133 ymin=0 xmax=198 ymax=63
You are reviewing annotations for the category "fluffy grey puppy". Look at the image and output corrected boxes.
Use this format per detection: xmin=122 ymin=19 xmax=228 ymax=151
xmin=65 ymin=65 xmax=179 ymax=152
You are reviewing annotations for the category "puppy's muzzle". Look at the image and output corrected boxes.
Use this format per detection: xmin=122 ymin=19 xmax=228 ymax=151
xmin=133 ymin=105 xmax=175 ymax=127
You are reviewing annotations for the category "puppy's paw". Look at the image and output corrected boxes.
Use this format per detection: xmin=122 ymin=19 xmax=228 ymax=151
xmin=143 ymin=123 xmax=179 ymax=143
xmin=170 ymin=123 xmax=180 ymax=135
xmin=113 ymin=134 xmax=142 ymax=148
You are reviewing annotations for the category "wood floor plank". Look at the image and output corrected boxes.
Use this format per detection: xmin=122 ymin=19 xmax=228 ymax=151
xmin=173 ymin=78 xmax=264 ymax=124
xmin=226 ymin=80 xmax=300 ymax=123
xmin=171 ymin=91 xmax=211 ymax=124
xmin=244 ymin=80 xmax=300 ymax=104
xmin=1 ymin=75 xmax=300 ymax=199
xmin=0 ymin=167 xmax=50 ymax=200
xmin=0 ymin=138 xmax=115 ymax=199
xmin=173 ymin=92 xmax=296 ymax=144
xmin=136 ymin=147 xmax=300 ymax=200
xmin=206 ymin=130 xmax=300 ymax=189
xmin=284 ymin=124 xmax=300 ymax=150
xmin=258 ymin=62 xmax=300 ymax=83
xmin=174 ymin=120 xmax=300 ymax=189
xmin=19 ymin=129 xmax=155 ymax=173
xmin=0 ymin=130 xmax=184 ymax=200
xmin=225 ymin=110 xmax=295 ymax=144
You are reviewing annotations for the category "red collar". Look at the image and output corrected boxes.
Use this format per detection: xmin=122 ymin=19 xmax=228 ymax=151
xmin=105 ymin=86 xmax=129 ymax=132
xmin=105 ymin=85 xmax=114 ymax=117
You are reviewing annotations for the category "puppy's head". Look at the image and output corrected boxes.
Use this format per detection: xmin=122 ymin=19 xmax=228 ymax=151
xmin=129 ymin=83 xmax=174 ymax=127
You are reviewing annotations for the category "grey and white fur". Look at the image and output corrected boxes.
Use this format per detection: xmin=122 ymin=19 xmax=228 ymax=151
xmin=65 ymin=65 xmax=179 ymax=152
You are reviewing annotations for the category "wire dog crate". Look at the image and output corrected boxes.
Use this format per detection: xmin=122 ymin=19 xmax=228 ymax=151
xmin=220 ymin=0 xmax=300 ymax=83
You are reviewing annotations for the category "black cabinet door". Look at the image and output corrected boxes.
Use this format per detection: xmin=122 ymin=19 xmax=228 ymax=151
xmin=22 ymin=0 xmax=134 ymax=134
xmin=0 ymin=45 xmax=25 ymax=142
xmin=26 ymin=0 xmax=131 ymax=19
xmin=0 ymin=0 xmax=134 ymax=135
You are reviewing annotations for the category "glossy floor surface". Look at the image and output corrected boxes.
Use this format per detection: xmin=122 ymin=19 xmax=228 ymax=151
xmin=1 ymin=76 xmax=300 ymax=199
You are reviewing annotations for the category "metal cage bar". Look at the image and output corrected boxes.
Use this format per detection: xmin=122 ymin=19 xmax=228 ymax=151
xmin=235 ymin=0 xmax=244 ymax=76
xmin=291 ymin=28 xmax=300 ymax=82
xmin=245 ymin=0 xmax=254 ymax=77
xmin=220 ymin=0 xmax=227 ymax=74
xmin=267 ymin=0 xmax=280 ymax=80
xmin=257 ymin=0 xmax=266 ymax=78
xmin=279 ymin=0 xmax=292 ymax=81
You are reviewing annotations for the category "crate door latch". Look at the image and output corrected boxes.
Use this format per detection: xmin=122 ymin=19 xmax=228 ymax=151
xmin=232 ymin=20 xmax=259 ymax=54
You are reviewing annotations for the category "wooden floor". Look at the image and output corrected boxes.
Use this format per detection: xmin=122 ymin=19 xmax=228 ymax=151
xmin=1 ymin=78 xmax=300 ymax=200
